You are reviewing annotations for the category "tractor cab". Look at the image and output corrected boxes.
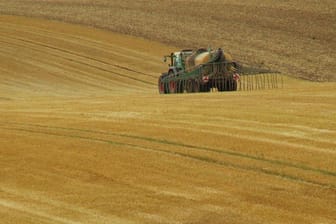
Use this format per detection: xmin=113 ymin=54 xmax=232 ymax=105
xmin=163 ymin=49 xmax=193 ymax=73
xmin=173 ymin=52 xmax=183 ymax=69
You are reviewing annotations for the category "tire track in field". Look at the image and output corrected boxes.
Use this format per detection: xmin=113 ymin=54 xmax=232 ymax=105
xmin=0 ymin=37 xmax=137 ymax=90
xmin=0 ymin=200 xmax=80 ymax=224
xmin=0 ymin=186 xmax=136 ymax=224
xmin=1 ymin=123 xmax=335 ymax=189
xmin=0 ymin=35 xmax=154 ymax=87
xmin=2 ymin=122 xmax=335 ymax=177
xmin=0 ymin=21 xmax=162 ymax=67
xmin=9 ymin=36 xmax=156 ymax=84
xmin=177 ymin=114 xmax=336 ymax=137
xmin=0 ymin=39 xmax=145 ymax=91
xmin=0 ymin=44 xmax=118 ymax=92
xmin=152 ymin=117 xmax=336 ymax=152
xmin=0 ymin=23 xmax=157 ymax=79
xmin=144 ymin=118 xmax=336 ymax=155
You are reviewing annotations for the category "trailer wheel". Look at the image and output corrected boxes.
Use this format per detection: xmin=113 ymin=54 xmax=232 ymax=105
xmin=193 ymin=80 xmax=200 ymax=93
xmin=231 ymin=80 xmax=237 ymax=91
xmin=200 ymin=83 xmax=211 ymax=92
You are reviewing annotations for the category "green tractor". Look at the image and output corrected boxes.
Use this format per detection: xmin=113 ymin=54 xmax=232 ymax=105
xmin=158 ymin=48 xmax=240 ymax=94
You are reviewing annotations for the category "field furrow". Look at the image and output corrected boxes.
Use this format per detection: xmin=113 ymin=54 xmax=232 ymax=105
xmin=0 ymin=15 xmax=335 ymax=224
xmin=1 ymin=122 xmax=335 ymax=185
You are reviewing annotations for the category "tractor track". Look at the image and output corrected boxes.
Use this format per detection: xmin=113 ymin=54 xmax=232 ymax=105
xmin=2 ymin=121 xmax=335 ymax=177
xmin=1 ymin=15 xmax=336 ymax=223
xmin=0 ymin=43 xmax=118 ymax=92
xmin=2 ymin=113 xmax=333 ymax=177
xmin=1 ymin=122 xmax=335 ymax=189
xmin=0 ymin=21 xmax=161 ymax=65
xmin=1 ymin=21 xmax=156 ymax=87
xmin=0 ymin=39 xmax=140 ymax=91
xmin=147 ymin=117 xmax=336 ymax=154
xmin=0 ymin=36 xmax=155 ymax=86
xmin=0 ymin=21 xmax=157 ymax=78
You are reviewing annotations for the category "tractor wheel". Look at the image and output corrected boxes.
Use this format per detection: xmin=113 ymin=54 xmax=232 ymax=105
xmin=167 ymin=70 xmax=176 ymax=94
xmin=182 ymin=80 xmax=187 ymax=93
xmin=186 ymin=79 xmax=193 ymax=93
xmin=164 ymin=82 xmax=170 ymax=94
xmin=158 ymin=78 xmax=165 ymax=94
xmin=169 ymin=80 xmax=176 ymax=93
xmin=177 ymin=80 xmax=184 ymax=93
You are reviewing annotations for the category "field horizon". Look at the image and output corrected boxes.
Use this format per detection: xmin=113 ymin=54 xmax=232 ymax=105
xmin=0 ymin=3 xmax=335 ymax=224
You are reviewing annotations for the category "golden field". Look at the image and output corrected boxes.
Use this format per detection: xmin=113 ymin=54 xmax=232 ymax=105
xmin=0 ymin=7 xmax=335 ymax=224
xmin=0 ymin=0 xmax=335 ymax=81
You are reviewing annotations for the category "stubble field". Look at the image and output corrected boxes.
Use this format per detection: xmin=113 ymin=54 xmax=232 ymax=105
xmin=0 ymin=2 xmax=336 ymax=224
xmin=0 ymin=0 xmax=335 ymax=81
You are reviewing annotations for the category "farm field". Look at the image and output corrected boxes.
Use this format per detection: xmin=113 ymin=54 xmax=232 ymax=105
xmin=0 ymin=0 xmax=335 ymax=81
xmin=0 ymin=13 xmax=336 ymax=224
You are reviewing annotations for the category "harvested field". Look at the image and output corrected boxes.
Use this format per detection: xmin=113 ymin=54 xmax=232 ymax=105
xmin=0 ymin=0 xmax=335 ymax=81
xmin=0 ymin=13 xmax=336 ymax=224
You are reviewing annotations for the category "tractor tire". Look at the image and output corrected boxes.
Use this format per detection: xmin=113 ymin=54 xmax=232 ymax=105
xmin=177 ymin=80 xmax=184 ymax=93
xmin=164 ymin=82 xmax=170 ymax=94
xmin=168 ymin=80 xmax=176 ymax=94
xmin=158 ymin=78 xmax=165 ymax=94
xmin=167 ymin=70 xmax=176 ymax=94
xmin=186 ymin=79 xmax=193 ymax=93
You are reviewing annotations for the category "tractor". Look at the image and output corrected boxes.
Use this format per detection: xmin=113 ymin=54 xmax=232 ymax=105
xmin=158 ymin=48 xmax=240 ymax=94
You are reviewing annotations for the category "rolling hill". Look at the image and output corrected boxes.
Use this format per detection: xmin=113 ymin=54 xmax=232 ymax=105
xmin=0 ymin=12 xmax=335 ymax=224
